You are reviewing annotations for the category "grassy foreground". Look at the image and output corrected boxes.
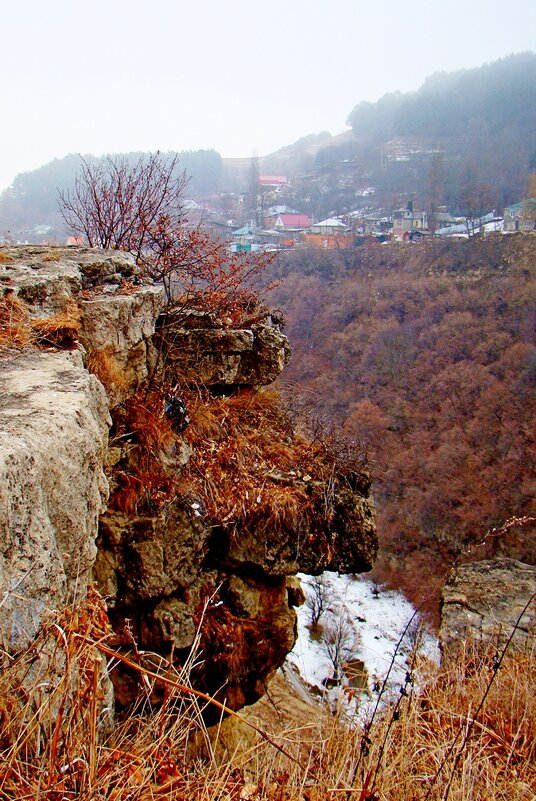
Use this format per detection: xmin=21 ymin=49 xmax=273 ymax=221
xmin=0 ymin=589 xmax=533 ymax=800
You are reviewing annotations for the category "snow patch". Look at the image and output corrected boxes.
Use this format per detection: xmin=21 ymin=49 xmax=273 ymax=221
xmin=287 ymin=572 xmax=439 ymax=719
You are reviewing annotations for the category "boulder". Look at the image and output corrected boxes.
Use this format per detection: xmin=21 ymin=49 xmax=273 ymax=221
xmin=440 ymin=558 xmax=536 ymax=651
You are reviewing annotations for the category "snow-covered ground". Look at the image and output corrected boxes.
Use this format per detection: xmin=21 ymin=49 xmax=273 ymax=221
xmin=287 ymin=572 xmax=439 ymax=720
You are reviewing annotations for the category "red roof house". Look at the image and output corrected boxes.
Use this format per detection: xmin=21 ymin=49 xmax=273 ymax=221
xmin=273 ymin=213 xmax=311 ymax=231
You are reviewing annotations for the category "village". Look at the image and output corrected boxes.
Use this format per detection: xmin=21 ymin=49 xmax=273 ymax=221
xmin=173 ymin=167 xmax=536 ymax=255
xmin=4 ymin=163 xmax=536 ymax=251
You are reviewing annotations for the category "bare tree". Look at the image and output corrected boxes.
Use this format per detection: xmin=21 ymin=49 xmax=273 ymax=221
xmin=305 ymin=575 xmax=330 ymax=628
xmin=322 ymin=606 xmax=357 ymax=681
xmin=59 ymin=153 xmax=274 ymax=313
xmin=458 ymin=165 xmax=493 ymax=236
xmin=59 ymin=153 xmax=188 ymax=267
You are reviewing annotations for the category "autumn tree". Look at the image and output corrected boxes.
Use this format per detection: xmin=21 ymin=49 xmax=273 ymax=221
xmin=59 ymin=153 xmax=273 ymax=315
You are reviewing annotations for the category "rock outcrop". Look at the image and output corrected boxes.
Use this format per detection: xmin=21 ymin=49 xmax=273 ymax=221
xmin=0 ymin=245 xmax=378 ymax=715
xmin=156 ymin=309 xmax=291 ymax=388
xmin=439 ymin=558 xmax=536 ymax=652
xmin=0 ymin=349 xmax=109 ymax=651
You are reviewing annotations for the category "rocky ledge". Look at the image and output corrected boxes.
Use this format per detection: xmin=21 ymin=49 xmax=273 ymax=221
xmin=0 ymin=245 xmax=377 ymax=714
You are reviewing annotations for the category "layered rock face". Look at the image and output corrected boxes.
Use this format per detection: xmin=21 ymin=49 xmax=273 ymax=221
xmin=0 ymin=349 xmax=109 ymax=650
xmin=0 ymin=245 xmax=377 ymax=713
xmin=440 ymin=559 xmax=536 ymax=652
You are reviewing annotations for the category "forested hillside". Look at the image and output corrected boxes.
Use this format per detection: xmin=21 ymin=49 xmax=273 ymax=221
xmin=268 ymin=234 xmax=536 ymax=613
xmin=269 ymin=53 xmax=536 ymax=219
xmin=0 ymin=149 xmax=223 ymax=239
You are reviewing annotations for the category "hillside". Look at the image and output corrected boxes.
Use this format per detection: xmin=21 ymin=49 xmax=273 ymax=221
xmin=2 ymin=53 xmax=536 ymax=236
xmin=265 ymin=53 xmax=536 ymax=219
xmin=267 ymin=234 xmax=536 ymax=612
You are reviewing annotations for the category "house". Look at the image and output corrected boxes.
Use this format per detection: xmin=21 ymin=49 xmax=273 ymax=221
xmin=263 ymin=205 xmax=299 ymax=228
xmin=503 ymin=199 xmax=536 ymax=232
xmin=392 ymin=208 xmax=428 ymax=240
xmin=273 ymin=213 xmax=312 ymax=232
xmin=402 ymin=228 xmax=430 ymax=242
xmin=303 ymin=217 xmax=353 ymax=249
xmin=259 ymin=175 xmax=288 ymax=189
xmin=309 ymin=218 xmax=349 ymax=236
xmin=504 ymin=172 xmax=536 ymax=232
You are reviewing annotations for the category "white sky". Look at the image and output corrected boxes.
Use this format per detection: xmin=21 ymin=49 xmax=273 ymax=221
xmin=1 ymin=0 xmax=535 ymax=192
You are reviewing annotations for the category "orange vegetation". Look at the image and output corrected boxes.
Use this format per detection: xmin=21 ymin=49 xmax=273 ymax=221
xmin=0 ymin=589 xmax=533 ymax=800
xmin=268 ymin=236 xmax=536 ymax=610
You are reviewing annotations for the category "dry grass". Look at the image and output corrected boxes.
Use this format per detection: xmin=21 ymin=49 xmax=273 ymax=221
xmin=0 ymin=589 xmax=240 ymax=800
xmin=0 ymin=592 xmax=533 ymax=801
xmin=221 ymin=638 xmax=536 ymax=801
xmin=31 ymin=300 xmax=81 ymax=348
xmin=86 ymin=347 xmax=128 ymax=395
xmin=177 ymin=386 xmax=368 ymax=534
xmin=109 ymin=389 xmax=178 ymax=515
xmin=0 ymin=252 xmax=14 ymax=264
xmin=0 ymin=294 xmax=81 ymax=351
xmin=0 ymin=292 xmax=33 ymax=349
xmin=41 ymin=251 xmax=62 ymax=262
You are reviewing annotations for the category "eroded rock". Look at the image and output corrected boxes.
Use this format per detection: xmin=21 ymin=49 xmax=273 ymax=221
xmin=440 ymin=558 xmax=536 ymax=651
xmin=157 ymin=313 xmax=291 ymax=388
xmin=0 ymin=349 xmax=110 ymax=651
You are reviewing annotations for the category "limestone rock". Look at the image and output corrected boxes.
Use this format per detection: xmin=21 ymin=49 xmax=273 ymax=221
xmin=158 ymin=316 xmax=291 ymax=388
xmin=440 ymin=558 xmax=536 ymax=651
xmin=79 ymin=286 xmax=163 ymax=405
xmin=0 ymin=349 xmax=110 ymax=651
xmin=0 ymin=245 xmax=142 ymax=312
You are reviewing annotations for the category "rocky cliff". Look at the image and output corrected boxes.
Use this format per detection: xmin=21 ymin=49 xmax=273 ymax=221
xmin=0 ymin=245 xmax=377 ymax=714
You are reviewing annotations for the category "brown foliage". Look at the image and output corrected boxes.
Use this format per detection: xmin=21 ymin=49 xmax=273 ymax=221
xmin=177 ymin=386 xmax=368 ymax=534
xmin=268 ymin=237 xmax=536 ymax=611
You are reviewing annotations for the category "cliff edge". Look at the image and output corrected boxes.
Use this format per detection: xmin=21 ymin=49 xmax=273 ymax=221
xmin=0 ymin=245 xmax=377 ymax=713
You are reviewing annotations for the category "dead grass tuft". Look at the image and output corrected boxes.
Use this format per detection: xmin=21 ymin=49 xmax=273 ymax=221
xmin=0 ymin=588 xmax=267 ymax=800
xmin=31 ymin=300 xmax=81 ymax=348
xmin=0 ymin=292 xmax=34 ymax=349
xmin=0 ymin=252 xmax=13 ymax=264
xmin=86 ymin=346 xmax=127 ymax=394
xmin=1 ymin=295 xmax=82 ymax=352
xmin=41 ymin=251 xmax=62 ymax=262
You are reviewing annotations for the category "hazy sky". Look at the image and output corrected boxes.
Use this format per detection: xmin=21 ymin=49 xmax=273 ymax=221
xmin=1 ymin=0 xmax=535 ymax=192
